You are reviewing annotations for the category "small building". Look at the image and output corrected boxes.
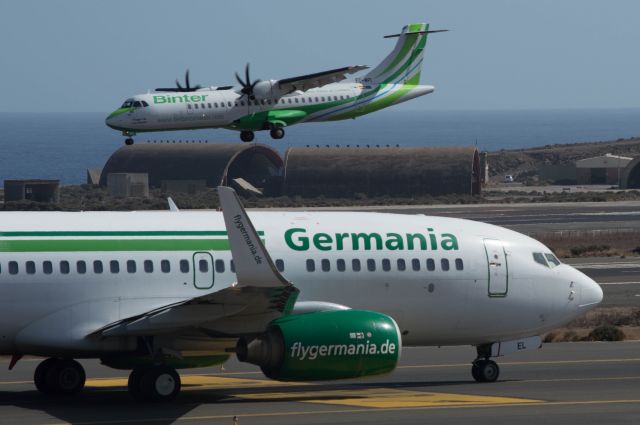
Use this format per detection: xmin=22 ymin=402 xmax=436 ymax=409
xmin=3 ymin=179 xmax=60 ymax=203
xmin=107 ymin=173 xmax=149 ymax=198
xmin=576 ymin=154 xmax=633 ymax=185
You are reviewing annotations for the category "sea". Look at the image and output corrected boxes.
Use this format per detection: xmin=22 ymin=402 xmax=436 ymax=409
xmin=1 ymin=108 xmax=639 ymax=186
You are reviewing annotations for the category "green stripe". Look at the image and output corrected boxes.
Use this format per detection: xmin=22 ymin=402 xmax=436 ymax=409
xmin=0 ymin=230 xmax=264 ymax=237
xmin=0 ymin=239 xmax=232 ymax=252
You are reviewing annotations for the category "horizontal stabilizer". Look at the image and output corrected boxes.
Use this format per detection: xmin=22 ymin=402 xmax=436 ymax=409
xmin=383 ymin=29 xmax=448 ymax=38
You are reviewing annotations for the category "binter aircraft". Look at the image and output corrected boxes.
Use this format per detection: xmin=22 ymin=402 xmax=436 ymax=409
xmin=0 ymin=187 xmax=602 ymax=401
xmin=105 ymin=23 xmax=443 ymax=144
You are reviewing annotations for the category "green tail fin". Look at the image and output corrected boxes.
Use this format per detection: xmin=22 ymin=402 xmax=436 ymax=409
xmin=364 ymin=23 xmax=430 ymax=85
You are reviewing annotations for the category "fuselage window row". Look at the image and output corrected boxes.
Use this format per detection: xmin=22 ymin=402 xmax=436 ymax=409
xmin=304 ymin=258 xmax=465 ymax=273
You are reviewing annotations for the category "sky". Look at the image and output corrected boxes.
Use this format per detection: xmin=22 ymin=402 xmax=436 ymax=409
xmin=0 ymin=0 xmax=639 ymax=112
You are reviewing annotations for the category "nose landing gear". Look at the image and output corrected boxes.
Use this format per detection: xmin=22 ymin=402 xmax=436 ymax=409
xmin=240 ymin=130 xmax=255 ymax=142
xmin=122 ymin=131 xmax=136 ymax=145
xmin=471 ymin=344 xmax=500 ymax=383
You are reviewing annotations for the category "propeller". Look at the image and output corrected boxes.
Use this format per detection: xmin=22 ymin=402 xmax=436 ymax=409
xmin=235 ymin=63 xmax=261 ymax=100
xmin=156 ymin=69 xmax=202 ymax=92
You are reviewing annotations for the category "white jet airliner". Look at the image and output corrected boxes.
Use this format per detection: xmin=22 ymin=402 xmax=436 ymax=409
xmin=105 ymin=23 xmax=443 ymax=144
xmin=0 ymin=188 xmax=602 ymax=401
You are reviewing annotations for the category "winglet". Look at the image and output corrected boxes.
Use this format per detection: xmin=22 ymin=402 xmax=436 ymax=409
xmin=167 ymin=197 xmax=179 ymax=212
xmin=218 ymin=186 xmax=290 ymax=288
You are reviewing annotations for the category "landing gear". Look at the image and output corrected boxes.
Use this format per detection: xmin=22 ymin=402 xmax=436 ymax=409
xmin=125 ymin=138 xmax=134 ymax=145
xmin=471 ymin=359 xmax=500 ymax=382
xmin=122 ymin=131 xmax=136 ymax=145
xmin=240 ymin=130 xmax=255 ymax=142
xmin=34 ymin=358 xmax=86 ymax=395
xmin=128 ymin=365 xmax=181 ymax=402
xmin=270 ymin=127 xmax=285 ymax=139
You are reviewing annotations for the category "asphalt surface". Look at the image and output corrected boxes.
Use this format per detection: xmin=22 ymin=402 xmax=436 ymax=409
xmin=566 ymin=257 xmax=640 ymax=307
xmin=1 ymin=342 xmax=640 ymax=425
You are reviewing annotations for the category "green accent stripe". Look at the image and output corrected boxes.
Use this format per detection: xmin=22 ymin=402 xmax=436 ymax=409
xmin=0 ymin=239 xmax=232 ymax=252
xmin=0 ymin=230 xmax=264 ymax=237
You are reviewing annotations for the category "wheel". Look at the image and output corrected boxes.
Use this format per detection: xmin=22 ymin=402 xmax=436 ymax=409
xmin=34 ymin=358 xmax=58 ymax=394
xmin=472 ymin=359 xmax=499 ymax=383
xmin=240 ymin=131 xmax=255 ymax=142
xmin=270 ymin=127 xmax=285 ymax=139
xmin=128 ymin=366 xmax=150 ymax=401
xmin=45 ymin=359 xmax=86 ymax=395
xmin=139 ymin=366 xmax=181 ymax=402
xmin=125 ymin=138 xmax=134 ymax=145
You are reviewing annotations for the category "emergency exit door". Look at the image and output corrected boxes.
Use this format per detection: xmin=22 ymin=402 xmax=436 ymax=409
xmin=484 ymin=239 xmax=508 ymax=297
xmin=193 ymin=252 xmax=214 ymax=289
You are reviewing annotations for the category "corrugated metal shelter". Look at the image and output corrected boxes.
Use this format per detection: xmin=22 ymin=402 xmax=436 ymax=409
xmin=576 ymin=154 xmax=633 ymax=185
xmin=621 ymin=157 xmax=640 ymax=189
xmin=283 ymin=147 xmax=481 ymax=197
xmin=100 ymin=143 xmax=284 ymax=195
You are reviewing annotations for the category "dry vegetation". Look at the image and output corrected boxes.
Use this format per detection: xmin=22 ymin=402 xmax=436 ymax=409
xmin=544 ymin=307 xmax=640 ymax=342
xmin=532 ymin=229 xmax=640 ymax=258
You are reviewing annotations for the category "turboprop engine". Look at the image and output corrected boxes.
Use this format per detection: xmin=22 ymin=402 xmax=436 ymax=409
xmin=236 ymin=310 xmax=402 ymax=381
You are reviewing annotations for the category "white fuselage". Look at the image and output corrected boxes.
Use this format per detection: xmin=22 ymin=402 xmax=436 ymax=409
xmin=0 ymin=210 xmax=601 ymax=357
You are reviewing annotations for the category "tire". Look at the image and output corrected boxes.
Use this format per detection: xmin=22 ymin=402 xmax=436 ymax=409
xmin=128 ymin=366 xmax=150 ymax=401
xmin=240 ymin=131 xmax=255 ymax=142
xmin=474 ymin=359 xmax=499 ymax=383
xmin=125 ymin=138 xmax=134 ymax=145
xmin=45 ymin=359 xmax=86 ymax=395
xmin=471 ymin=363 xmax=481 ymax=382
xmin=140 ymin=366 xmax=181 ymax=402
xmin=34 ymin=358 xmax=58 ymax=394
xmin=270 ymin=128 xmax=284 ymax=139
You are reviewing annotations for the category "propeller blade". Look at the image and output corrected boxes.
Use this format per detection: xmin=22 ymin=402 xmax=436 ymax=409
xmin=235 ymin=72 xmax=246 ymax=88
xmin=176 ymin=79 xmax=183 ymax=91
xmin=185 ymin=69 xmax=191 ymax=90
xmin=245 ymin=63 xmax=250 ymax=88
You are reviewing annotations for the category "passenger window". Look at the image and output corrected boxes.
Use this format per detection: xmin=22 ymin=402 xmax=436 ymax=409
xmin=110 ymin=260 xmax=120 ymax=273
xmin=441 ymin=259 xmax=450 ymax=271
xmin=9 ymin=261 xmax=18 ymax=274
xmin=215 ymin=259 xmax=225 ymax=273
xmin=144 ymin=260 xmax=153 ymax=273
xmin=43 ymin=261 xmax=53 ymax=274
xmin=367 ymin=259 xmax=376 ymax=271
xmin=275 ymin=259 xmax=285 ymax=272
xmin=60 ymin=261 xmax=69 ymax=274
xmin=228 ymin=102 xmax=232 ymax=107
xmin=321 ymin=259 xmax=330 ymax=272
xmin=230 ymin=260 xmax=235 ymax=273
xmin=288 ymin=98 xmax=292 ymax=104
xmin=426 ymin=259 xmax=435 ymax=271
xmin=397 ymin=259 xmax=406 ymax=271
xmin=214 ymin=102 xmax=219 ymax=108
xmin=382 ymin=259 xmax=391 ymax=271
xmin=295 ymin=98 xmax=299 ymax=103
xmin=161 ymin=260 xmax=170 ymax=273
xmin=199 ymin=259 xmax=209 ymax=273
xmin=315 ymin=97 xmax=319 ymax=102
xmin=201 ymin=103 xmax=205 ymax=109
xmin=26 ymin=261 xmax=35 ymax=274
xmin=352 ymin=258 xmax=361 ymax=272
xmin=306 ymin=259 xmax=316 ymax=272
xmin=207 ymin=103 xmax=212 ymax=108
xmin=411 ymin=258 xmax=421 ymax=271
xmin=77 ymin=260 xmax=87 ymax=274
xmin=533 ymin=252 xmax=547 ymax=267
xmin=301 ymin=98 xmax=306 ymax=103
xmin=180 ymin=259 xmax=189 ymax=273
xmin=333 ymin=96 xmax=338 ymax=101
xmin=321 ymin=96 xmax=326 ymax=101
xmin=93 ymin=260 xmax=103 ymax=274
xmin=337 ymin=259 xmax=346 ymax=272
xmin=126 ymin=260 xmax=136 ymax=274
xmin=187 ymin=104 xmax=192 ymax=110
xmin=194 ymin=104 xmax=199 ymax=109
xmin=545 ymin=253 xmax=561 ymax=267
xmin=455 ymin=258 xmax=464 ymax=270
xmin=240 ymin=101 xmax=245 ymax=106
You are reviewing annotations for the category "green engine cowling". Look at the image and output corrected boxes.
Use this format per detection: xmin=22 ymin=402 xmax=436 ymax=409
xmin=236 ymin=310 xmax=401 ymax=381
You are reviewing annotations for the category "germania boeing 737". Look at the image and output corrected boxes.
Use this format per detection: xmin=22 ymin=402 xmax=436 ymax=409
xmin=105 ymin=23 xmax=443 ymax=144
xmin=0 ymin=188 xmax=602 ymax=401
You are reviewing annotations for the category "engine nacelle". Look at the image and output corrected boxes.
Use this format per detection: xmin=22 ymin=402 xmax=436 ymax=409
xmin=250 ymin=80 xmax=288 ymax=99
xmin=236 ymin=310 xmax=401 ymax=381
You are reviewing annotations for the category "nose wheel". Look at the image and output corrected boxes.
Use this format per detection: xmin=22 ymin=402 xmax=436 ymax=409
xmin=471 ymin=359 xmax=500 ymax=382
xmin=124 ymin=138 xmax=134 ymax=145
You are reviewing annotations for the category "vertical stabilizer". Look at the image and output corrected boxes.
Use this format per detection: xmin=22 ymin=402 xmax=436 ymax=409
xmin=364 ymin=23 xmax=430 ymax=85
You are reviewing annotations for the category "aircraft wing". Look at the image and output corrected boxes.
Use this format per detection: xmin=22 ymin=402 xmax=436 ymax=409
xmin=93 ymin=187 xmax=298 ymax=338
xmin=277 ymin=65 xmax=368 ymax=93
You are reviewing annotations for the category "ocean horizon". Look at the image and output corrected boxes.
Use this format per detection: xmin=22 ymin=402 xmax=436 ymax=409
xmin=1 ymin=108 xmax=639 ymax=186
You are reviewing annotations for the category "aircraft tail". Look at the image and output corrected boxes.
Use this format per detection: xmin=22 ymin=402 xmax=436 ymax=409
xmin=364 ymin=23 xmax=442 ymax=85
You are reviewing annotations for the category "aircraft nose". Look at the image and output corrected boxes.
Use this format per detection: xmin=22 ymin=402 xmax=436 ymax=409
xmin=580 ymin=275 xmax=603 ymax=309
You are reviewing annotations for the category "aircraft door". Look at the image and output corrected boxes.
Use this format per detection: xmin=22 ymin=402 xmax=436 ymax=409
xmin=193 ymin=252 xmax=214 ymax=289
xmin=484 ymin=239 xmax=508 ymax=297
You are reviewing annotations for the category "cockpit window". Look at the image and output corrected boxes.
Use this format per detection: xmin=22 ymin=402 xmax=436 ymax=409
xmin=141 ymin=100 xmax=149 ymax=107
xmin=545 ymin=253 xmax=561 ymax=267
xmin=121 ymin=100 xmax=133 ymax=108
xmin=133 ymin=101 xmax=142 ymax=107
xmin=533 ymin=252 xmax=548 ymax=267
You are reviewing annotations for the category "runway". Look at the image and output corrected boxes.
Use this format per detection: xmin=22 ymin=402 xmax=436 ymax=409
xmin=1 ymin=342 xmax=640 ymax=425
xmin=565 ymin=257 xmax=640 ymax=307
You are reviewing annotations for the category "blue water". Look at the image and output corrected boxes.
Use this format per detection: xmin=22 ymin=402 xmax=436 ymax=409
xmin=1 ymin=108 xmax=639 ymax=185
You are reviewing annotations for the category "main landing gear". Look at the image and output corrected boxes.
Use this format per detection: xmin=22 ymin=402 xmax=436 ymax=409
xmin=471 ymin=344 xmax=500 ymax=383
xmin=239 ymin=128 xmax=285 ymax=142
xmin=34 ymin=358 xmax=86 ymax=395
xmin=128 ymin=365 xmax=181 ymax=402
xmin=240 ymin=130 xmax=255 ymax=142
xmin=270 ymin=127 xmax=285 ymax=139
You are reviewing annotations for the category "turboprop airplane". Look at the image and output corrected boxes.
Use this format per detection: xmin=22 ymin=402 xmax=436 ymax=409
xmin=105 ymin=23 xmax=444 ymax=145
xmin=0 ymin=188 xmax=602 ymax=401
